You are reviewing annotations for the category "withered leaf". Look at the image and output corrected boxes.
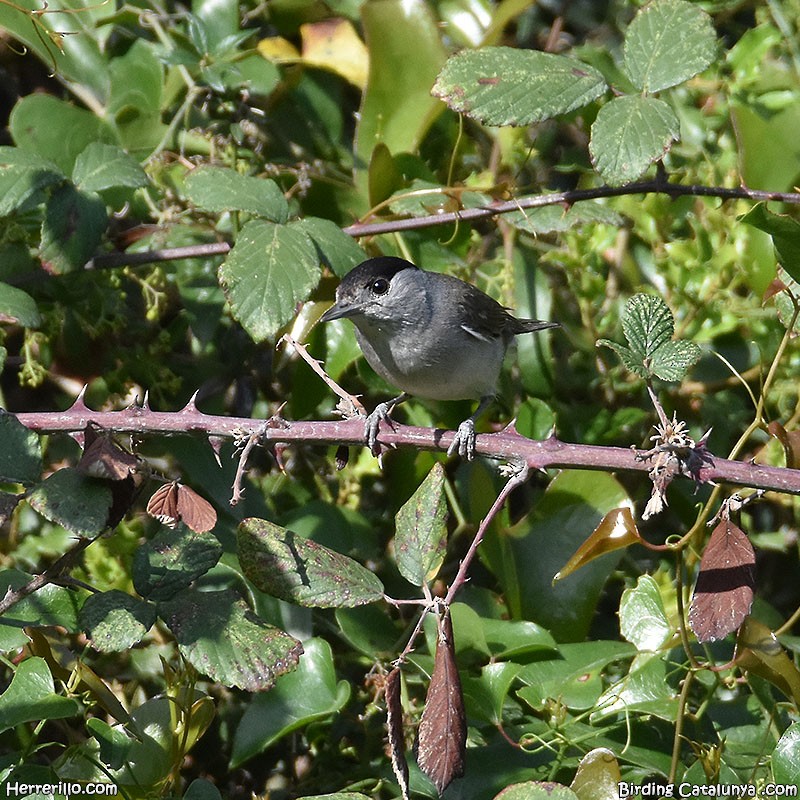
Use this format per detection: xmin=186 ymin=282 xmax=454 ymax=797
xmin=416 ymin=609 xmax=466 ymax=795
xmin=146 ymin=482 xmax=217 ymax=533
xmin=386 ymin=667 xmax=410 ymax=800
xmin=77 ymin=428 xmax=139 ymax=480
xmin=689 ymin=519 xmax=756 ymax=643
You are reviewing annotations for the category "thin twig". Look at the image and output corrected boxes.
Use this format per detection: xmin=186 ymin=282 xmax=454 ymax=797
xmin=86 ymin=179 xmax=800 ymax=270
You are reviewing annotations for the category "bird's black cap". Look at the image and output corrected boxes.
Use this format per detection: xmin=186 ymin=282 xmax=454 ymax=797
xmin=340 ymin=256 xmax=418 ymax=288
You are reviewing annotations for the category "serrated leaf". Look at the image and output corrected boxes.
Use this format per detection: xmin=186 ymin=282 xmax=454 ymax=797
xmin=80 ymin=590 xmax=157 ymax=652
xmin=619 ymin=575 xmax=673 ymax=651
xmin=72 ymin=142 xmax=148 ymax=193
xmin=623 ymin=0 xmax=717 ymax=93
xmin=28 ymin=468 xmax=113 ymax=536
xmin=590 ymin=95 xmax=679 ymax=185
xmin=0 ymin=412 xmax=42 ymax=484
xmin=237 ymin=518 xmax=384 ymax=607
xmin=622 ymin=293 xmax=675 ymax=363
xmin=293 ymin=217 xmax=367 ymax=277
xmin=159 ymin=588 xmax=303 ymax=691
xmin=595 ymin=339 xmax=649 ymax=378
xmin=395 ymin=462 xmax=448 ymax=586
xmin=432 ymin=47 xmax=607 ymax=126
xmin=0 ymin=146 xmax=64 ymax=215
xmin=40 ymin=184 xmax=107 ymax=273
xmin=220 ymin=220 xmax=319 ymax=342
xmin=184 ymin=166 xmax=288 ymax=222
xmin=649 ymin=339 xmax=701 ymax=381
xmin=132 ymin=526 xmax=223 ymax=601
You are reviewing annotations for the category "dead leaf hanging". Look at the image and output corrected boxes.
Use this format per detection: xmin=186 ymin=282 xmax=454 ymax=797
xmin=385 ymin=667 xmax=410 ymax=800
xmin=689 ymin=519 xmax=756 ymax=643
xmin=416 ymin=609 xmax=466 ymax=795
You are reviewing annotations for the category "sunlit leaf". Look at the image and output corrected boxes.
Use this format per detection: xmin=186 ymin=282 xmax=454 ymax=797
xmin=619 ymin=575 xmax=673 ymax=651
xmin=555 ymin=506 xmax=641 ymax=581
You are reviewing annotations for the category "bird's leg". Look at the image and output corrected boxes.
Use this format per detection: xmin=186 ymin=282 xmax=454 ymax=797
xmin=365 ymin=392 xmax=409 ymax=455
xmin=448 ymin=395 xmax=494 ymax=461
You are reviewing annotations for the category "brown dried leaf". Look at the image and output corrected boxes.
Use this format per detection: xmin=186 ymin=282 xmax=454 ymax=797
xmin=77 ymin=429 xmax=139 ymax=480
xmin=147 ymin=482 xmax=180 ymax=528
xmin=416 ymin=610 xmax=466 ymax=795
xmin=176 ymin=484 xmax=217 ymax=533
xmin=689 ymin=520 xmax=756 ymax=643
xmin=386 ymin=667 xmax=410 ymax=800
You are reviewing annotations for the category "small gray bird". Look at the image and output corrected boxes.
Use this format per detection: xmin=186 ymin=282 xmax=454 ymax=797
xmin=319 ymin=256 xmax=558 ymax=460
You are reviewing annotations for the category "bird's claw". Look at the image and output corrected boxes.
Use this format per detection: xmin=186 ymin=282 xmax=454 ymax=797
xmin=365 ymin=401 xmax=395 ymax=455
xmin=448 ymin=418 xmax=476 ymax=461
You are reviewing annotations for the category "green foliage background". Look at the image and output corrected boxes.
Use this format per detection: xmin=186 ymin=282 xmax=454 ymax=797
xmin=1 ymin=0 xmax=800 ymax=798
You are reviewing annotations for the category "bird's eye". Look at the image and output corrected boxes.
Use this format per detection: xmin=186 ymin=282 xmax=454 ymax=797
xmin=370 ymin=278 xmax=390 ymax=295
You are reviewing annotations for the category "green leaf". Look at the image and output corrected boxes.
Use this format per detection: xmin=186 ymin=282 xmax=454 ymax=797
xmin=623 ymin=0 xmax=717 ymax=93
xmin=505 ymin=201 xmax=623 ymax=234
xmin=592 ymin=653 xmax=679 ymax=722
xmin=220 ymin=220 xmax=319 ymax=342
xmin=86 ymin=718 xmax=136 ymax=771
xmin=0 ymin=412 xmax=42 ymax=484
xmin=184 ymin=166 xmax=289 ymax=222
xmin=158 ymin=588 xmax=303 ymax=691
xmin=518 ymin=640 xmax=636 ymax=711
xmin=570 ymin=748 xmax=622 ymax=800
xmin=589 ymin=95 xmax=679 ymax=186
xmin=0 ymin=283 xmax=41 ymax=328
xmin=237 ymin=518 xmax=384 ymax=607
xmin=462 ymin=662 xmax=521 ymax=725
xmin=394 ymin=462 xmax=448 ymax=586
xmin=618 ymin=575 xmax=673 ymax=651
xmin=355 ymin=0 xmax=447 ymax=184
xmin=432 ymin=47 xmax=607 ymax=126
xmin=0 ymin=146 xmax=64 ymax=215
xmin=773 ymin=722 xmax=800 ymax=786
xmin=10 ymin=94 xmax=114 ymax=175
xmin=231 ymin=638 xmax=351 ymax=767
xmin=80 ymin=590 xmax=157 ymax=652
xmin=649 ymin=339 xmax=702 ymax=381
xmin=72 ymin=143 xmax=148 ymax=193
xmin=599 ymin=293 xmax=698 ymax=381
xmin=132 ymin=526 xmax=223 ymax=601
xmin=0 ymin=568 xmax=83 ymax=633
xmin=40 ymin=184 xmax=108 ymax=273
xmin=486 ymin=470 xmax=630 ymax=641
xmin=27 ymin=468 xmax=113 ymax=536
xmin=184 ymin=779 xmax=224 ymax=800
xmin=0 ymin=657 xmax=80 ymax=734
xmin=495 ymin=783 xmax=578 ymax=800
xmin=293 ymin=217 xmax=367 ymax=277
xmin=741 ymin=203 xmax=800 ymax=284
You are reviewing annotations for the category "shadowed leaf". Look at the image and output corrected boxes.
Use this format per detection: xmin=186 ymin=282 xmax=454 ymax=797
xmin=734 ymin=617 xmax=800 ymax=706
xmin=385 ymin=667 xmax=410 ymax=800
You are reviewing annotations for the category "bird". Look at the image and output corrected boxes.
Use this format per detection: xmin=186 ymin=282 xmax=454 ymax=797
xmin=319 ymin=256 xmax=558 ymax=460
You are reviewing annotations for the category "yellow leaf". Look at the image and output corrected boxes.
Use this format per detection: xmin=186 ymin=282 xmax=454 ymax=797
xmin=257 ymin=36 xmax=300 ymax=62
xmin=300 ymin=18 xmax=368 ymax=89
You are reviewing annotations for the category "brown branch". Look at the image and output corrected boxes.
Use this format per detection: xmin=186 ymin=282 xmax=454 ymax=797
xmin=87 ymin=179 xmax=800 ymax=270
xmin=10 ymin=402 xmax=800 ymax=497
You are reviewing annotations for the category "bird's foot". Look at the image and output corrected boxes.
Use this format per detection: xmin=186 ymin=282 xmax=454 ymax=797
xmin=448 ymin=418 xmax=476 ymax=461
xmin=365 ymin=401 xmax=396 ymax=456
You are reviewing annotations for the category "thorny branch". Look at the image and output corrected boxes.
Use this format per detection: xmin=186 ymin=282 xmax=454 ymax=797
xmin=10 ymin=395 xmax=800 ymax=497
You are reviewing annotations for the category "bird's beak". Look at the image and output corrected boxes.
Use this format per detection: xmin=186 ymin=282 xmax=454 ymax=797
xmin=319 ymin=301 xmax=357 ymax=323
